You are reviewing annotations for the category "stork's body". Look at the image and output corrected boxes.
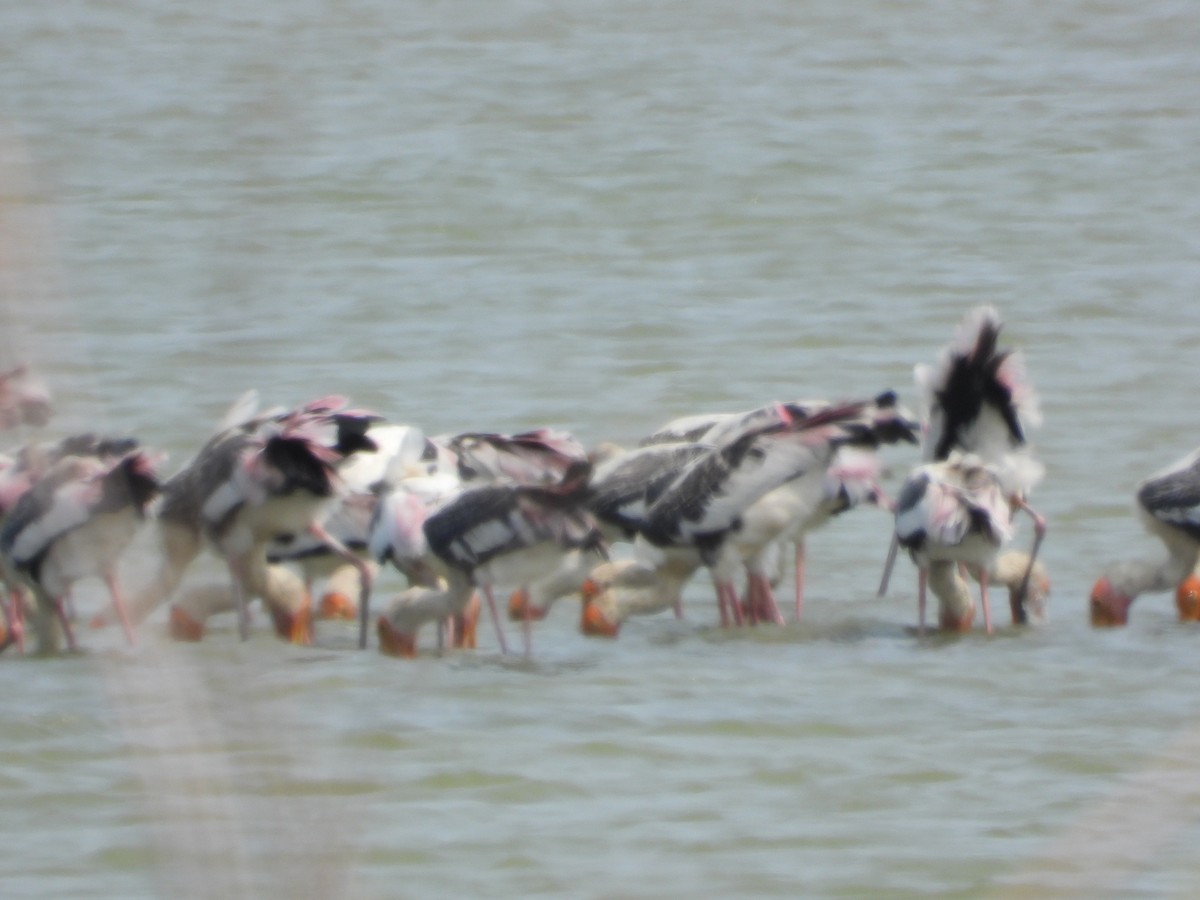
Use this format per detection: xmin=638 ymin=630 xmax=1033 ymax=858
xmin=894 ymin=455 xmax=1012 ymax=635
xmin=371 ymin=463 xmax=604 ymax=656
xmin=886 ymin=307 xmax=1047 ymax=627
xmin=642 ymin=401 xmax=908 ymax=622
xmin=265 ymin=423 xmax=429 ymax=625
xmin=638 ymin=395 xmax=916 ymax=628
xmin=92 ymin=395 xmax=378 ymax=644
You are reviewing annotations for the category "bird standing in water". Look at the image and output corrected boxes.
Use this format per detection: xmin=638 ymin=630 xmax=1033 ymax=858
xmin=887 ymin=307 xmax=1047 ymax=632
xmin=91 ymin=394 xmax=378 ymax=645
xmin=636 ymin=395 xmax=916 ymax=629
xmin=894 ymin=453 xmax=1013 ymax=635
xmin=1091 ymin=448 xmax=1200 ymax=626
xmin=372 ymin=461 xmax=604 ymax=657
xmin=0 ymin=446 xmax=160 ymax=653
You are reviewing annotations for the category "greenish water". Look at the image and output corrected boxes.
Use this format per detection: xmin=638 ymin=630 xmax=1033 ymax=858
xmin=3 ymin=0 xmax=1200 ymax=895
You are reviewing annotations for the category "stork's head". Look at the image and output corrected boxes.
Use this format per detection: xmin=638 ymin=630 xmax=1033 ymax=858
xmin=167 ymin=605 xmax=206 ymax=642
xmin=267 ymin=597 xmax=314 ymax=646
xmin=579 ymin=577 xmax=620 ymax=638
xmin=938 ymin=602 xmax=976 ymax=633
xmin=317 ymin=591 xmax=358 ymax=621
xmin=377 ymin=615 xmax=418 ymax=658
xmin=1176 ymin=575 xmax=1200 ymax=622
xmin=507 ymin=588 xmax=548 ymax=622
xmin=1089 ymin=576 xmax=1132 ymax=627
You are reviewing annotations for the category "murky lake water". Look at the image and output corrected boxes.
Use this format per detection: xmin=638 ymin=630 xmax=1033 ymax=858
xmin=3 ymin=0 xmax=1200 ymax=896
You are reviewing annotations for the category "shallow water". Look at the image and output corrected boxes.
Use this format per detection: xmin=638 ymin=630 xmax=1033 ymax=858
xmin=3 ymin=0 xmax=1200 ymax=896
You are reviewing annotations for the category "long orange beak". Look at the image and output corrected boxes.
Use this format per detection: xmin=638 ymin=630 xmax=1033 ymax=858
xmin=581 ymin=598 xmax=620 ymax=638
xmin=318 ymin=591 xmax=358 ymax=621
xmin=507 ymin=588 xmax=547 ymax=622
xmin=377 ymin=616 xmax=417 ymax=658
xmin=1176 ymin=575 xmax=1200 ymax=622
xmin=168 ymin=605 xmax=205 ymax=642
xmin=1089 ymin=576 xmax=1131 ymax=627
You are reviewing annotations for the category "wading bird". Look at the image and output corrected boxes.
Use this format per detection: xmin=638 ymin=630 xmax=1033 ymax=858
xmin=1091 ymin=448 xmax=1200 ymax=626
xmin=885 ymin=307 xmax=1047 ymax=631
xmin=1 ymin=446 xmax=159 ymax=653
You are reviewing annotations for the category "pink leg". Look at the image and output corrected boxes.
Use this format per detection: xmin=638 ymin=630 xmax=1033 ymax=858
xmin=724 ymin=582 xmax=745 ymax=627
xmin=481 ymin=585 xmax=510 ymax=655
xmin=750 ymin=573 xmax=786 ymax=626
xmin=741 ymin=581 xmax=758 ymax=626
xmin=62 ymin=590 xmax=78 ymax=623
xmin=979 ymin=569 xmax=993 ymax=634
xmin=102 ymin=571 xmax=138 ymax=647
xmin=716 ymin=582 xmax=743 ymax=627
xmin=53 ymin=597 xmax=78 ymax=651
xmin=794 ymin=541 xmax=807 ymax=620
xmin=7 ymin=588 xmax=25 ymax=654
xmin=917 ymin=568 xmax=928 ymax=637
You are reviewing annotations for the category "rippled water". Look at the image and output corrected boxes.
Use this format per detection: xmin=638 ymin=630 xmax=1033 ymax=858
xmin=3 ymin=0 xmax=1200 ymax=896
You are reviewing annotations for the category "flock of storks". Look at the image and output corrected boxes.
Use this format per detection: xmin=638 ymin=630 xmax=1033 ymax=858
xmin=0 ymin=307 xmax=1193 ymax=659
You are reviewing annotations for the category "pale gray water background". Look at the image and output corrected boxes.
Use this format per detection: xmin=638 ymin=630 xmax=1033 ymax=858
xmin=2 ymin=0 xmax=1200 ymax=896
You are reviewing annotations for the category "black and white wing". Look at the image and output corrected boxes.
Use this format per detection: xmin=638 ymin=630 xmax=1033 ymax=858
xmin=639 ymin=413 xmax=732 ymax=447
xmin=915 ymin=306 xmax=1040 ymax=465
xmin=643 ymin=426 xmax=823 ymax=547
xmin=895 ymin=459 xmax=1012 ymax=556
xmin=1137 ymin=449 xmax=1200 ymax=541
xmin=588 ymin=442 xmax=710 ymax=537
xmin=448 ymin=428 xmax=588 ymax=485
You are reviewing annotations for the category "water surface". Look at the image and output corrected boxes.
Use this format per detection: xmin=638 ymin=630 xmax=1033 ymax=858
xmin=2 ymin=1 xmax=1200 ymax=896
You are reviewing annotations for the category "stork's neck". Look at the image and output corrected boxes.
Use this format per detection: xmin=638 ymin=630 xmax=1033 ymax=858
xmin=386 ymin=578 xmax=473 ymax=632
xmin=1105 ymin=553 xmax=1197 ymax=600
xmin=614 ymin=580 xmax=682 ymax=619
xmin=989 ymin=551 xmax=1037 ymax=590
xmin=927 ymin=561 xmax=974 ymax=622
xmin=525 ymin=549 xmax=596 ymax=607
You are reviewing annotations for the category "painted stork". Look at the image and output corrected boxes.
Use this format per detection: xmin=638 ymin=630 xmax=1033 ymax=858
xmin=1091 ymin=448 xmax=1200 ymax=626
xmin=0 ymin=446 xmax=159 ymax=653
xmin=883 ymin=307 xmax=1047 ymax=620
